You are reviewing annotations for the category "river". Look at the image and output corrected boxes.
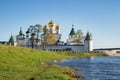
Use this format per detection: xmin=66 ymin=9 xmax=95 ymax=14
xmin=53 ymin=57 xmax=120 ymax=80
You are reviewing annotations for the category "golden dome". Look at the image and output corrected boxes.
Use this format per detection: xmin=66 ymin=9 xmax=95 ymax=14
xmin=56 ymin=25 xmax=60 ymax=30
xmin=43 ymin=25 xmax=49 ymax=32
xmin=48 ymin=21 xmax=55 ymax=27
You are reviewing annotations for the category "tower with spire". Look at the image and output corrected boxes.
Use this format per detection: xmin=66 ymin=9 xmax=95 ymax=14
xmin=16 ymin=27 xmax=26 ymax=47
xmin=69 ymin=25 xmax=76 ymax=37
xmin=67 ymin=25 xmax=93 ymax=51
xmin=67 ymin=25 xmax=84 ymax=45
xmin=8 ymin=34 xmax=17 ymax=46
xmin=84 ymin=32 xmax=93 ymax=51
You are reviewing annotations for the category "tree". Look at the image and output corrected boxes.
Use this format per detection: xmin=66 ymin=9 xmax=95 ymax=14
xmin=26 ymin=24 xmax=42 ymax=48
xmin=35 ymin=24 xmax=42 ymax=39
xmin=76 ymin=29 xmax=84 ymax=42
xmin=76 ymin=29 xmax=83 ymax=37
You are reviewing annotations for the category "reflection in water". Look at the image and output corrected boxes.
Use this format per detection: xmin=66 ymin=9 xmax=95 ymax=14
xmin=54 ymin=57 xmax=120 ymax=80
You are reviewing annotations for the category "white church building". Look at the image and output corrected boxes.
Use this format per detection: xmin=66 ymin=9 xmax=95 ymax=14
xmin=9 ymin=21 xmax=93 ymax=52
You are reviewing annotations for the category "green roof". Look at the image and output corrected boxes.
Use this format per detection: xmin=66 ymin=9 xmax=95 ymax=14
xmin=19 ymin=27 xmax=23 ymax=35
xmin=9 ymin=35 xmax=14 ymax=43
xmin=69 ymin=27 xmax=76 ymax=35
xmin=85 ymin=32 xmax=92 ymax=40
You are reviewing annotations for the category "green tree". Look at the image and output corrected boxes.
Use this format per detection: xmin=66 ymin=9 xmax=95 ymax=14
xmin=76 ymin=29 xmax=84 ymax=42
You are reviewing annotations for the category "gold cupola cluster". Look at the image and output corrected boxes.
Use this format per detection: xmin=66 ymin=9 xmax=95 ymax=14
xmin=43 ymin=21 xmax=61 ymax=33
xmin=48 ymin=20 xmax=56 ymax=27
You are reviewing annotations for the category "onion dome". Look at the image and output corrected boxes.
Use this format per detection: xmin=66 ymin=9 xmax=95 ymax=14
xmin=56 ymin=25 xmax=60 ymax=30
xmin=43 ymin=25 xmax=49 ymax=32
xmin=48 ymin=20 xmax=55 ymax=27
xmin=26 ymin=30 xmax=30 ymax=34
xmin=31 ymin=33 xmax=35 ymax=36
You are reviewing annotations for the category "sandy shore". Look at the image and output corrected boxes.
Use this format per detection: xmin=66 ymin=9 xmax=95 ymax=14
xmin=105 ymin=53 xmax=120 ymax=56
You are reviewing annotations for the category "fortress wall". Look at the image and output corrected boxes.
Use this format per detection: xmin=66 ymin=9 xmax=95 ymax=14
xmin=39 ymin=45 xmax=85 ymax=51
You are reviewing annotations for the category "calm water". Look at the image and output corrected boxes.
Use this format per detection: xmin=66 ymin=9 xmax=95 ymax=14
xmin=53 ymin=57 xmax=120 ymax=80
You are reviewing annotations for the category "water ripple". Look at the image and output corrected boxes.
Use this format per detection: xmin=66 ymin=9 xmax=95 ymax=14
xmin=55 ymin=57 xmax=120 ymax=80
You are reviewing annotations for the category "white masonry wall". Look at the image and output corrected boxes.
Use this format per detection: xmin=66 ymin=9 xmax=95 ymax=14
xmin=39 ymin=45 xmax=86 ymax=51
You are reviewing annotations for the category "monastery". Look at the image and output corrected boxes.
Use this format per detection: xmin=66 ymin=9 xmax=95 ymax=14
xmin=8 ymin=21 xmax=93 ymax=51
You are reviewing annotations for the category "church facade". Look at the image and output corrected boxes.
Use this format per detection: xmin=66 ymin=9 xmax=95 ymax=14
xmin=11 ymin=21 xmax=93 ymax=51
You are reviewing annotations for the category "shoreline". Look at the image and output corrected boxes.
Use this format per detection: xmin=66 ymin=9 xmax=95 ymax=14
xmin=105 ymin=53 xmax=120 ymax=56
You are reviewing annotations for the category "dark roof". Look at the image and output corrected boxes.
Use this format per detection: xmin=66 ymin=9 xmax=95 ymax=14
xmin=19 ymin=27 xmax=23 ymax=35
xmin=26 ymin=30 xmax=30 ymax=34
xmin=31 ymin=33 xmax=35 ymax=36
xmin=9 ymin=35 xmax=14 ymax=43
xmin=0 ymin=41 xmax=7 ymax=44
xmin=85 ymin=32 xmax=92 ymax=40
xmin=69 ymin=27 xmax=76 ymax=35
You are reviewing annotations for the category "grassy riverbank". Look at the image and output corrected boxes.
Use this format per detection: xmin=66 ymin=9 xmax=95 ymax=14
xmin=0 ymin=44 xmax=106 ymax=80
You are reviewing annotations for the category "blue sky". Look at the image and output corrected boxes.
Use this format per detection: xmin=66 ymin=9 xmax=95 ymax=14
xmin=0 ymin=0 xmax=120 ymax=48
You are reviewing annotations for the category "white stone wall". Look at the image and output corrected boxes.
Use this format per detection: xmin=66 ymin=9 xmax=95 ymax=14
xmin=39 ymin=45 xmax=86 ymax=51
xmin=84 ymin=41 xmax=89 ymax=51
